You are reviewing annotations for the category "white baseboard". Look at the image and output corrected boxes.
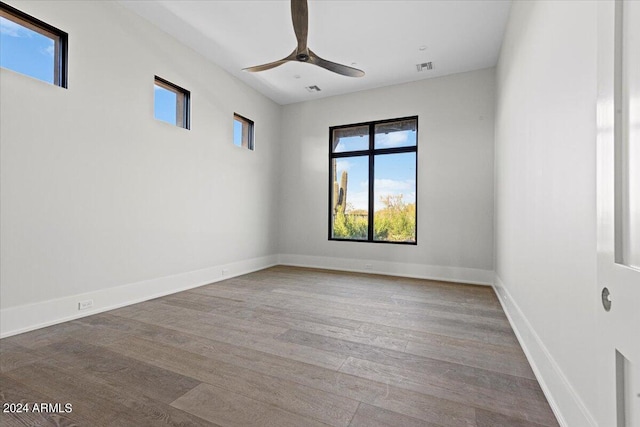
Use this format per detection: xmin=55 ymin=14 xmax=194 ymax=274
xmin=278 ymin=253 xmax=494 ymax=286
xmin=0 ymin=255 xmax=278 ymax=338
xmin=493 ymin=275 xmax=597 ymax=427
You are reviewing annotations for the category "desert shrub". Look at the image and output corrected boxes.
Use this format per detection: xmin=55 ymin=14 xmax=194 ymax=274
xmin=374 ymin=195 xmax=415 ymax=242
xmin=332 ymin=196 xmax=415 ymax=242
xmin=333 ymin=209 xmax=368 ymax=239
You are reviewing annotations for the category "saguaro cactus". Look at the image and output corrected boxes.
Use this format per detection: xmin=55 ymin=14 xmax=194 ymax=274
xmin=332 ymin=163 xmax=348 ymax=215
xmin=339 ymin=171 xmax=348 ymax=211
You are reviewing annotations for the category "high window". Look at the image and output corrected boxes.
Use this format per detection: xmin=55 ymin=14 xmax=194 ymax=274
xmin=329 ymin=117 xmax=418 ymax=244
xmin=233 ymin=113 xmax=254 ymax=150
xmin=154 ymin=76 xmax=190 ymax=129
xmin=0 ymin=3 xmax=68 ymax=87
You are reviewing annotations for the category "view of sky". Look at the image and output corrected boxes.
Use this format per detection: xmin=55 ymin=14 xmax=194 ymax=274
xmin=154 ymin=85 xmax=178 ymax=126
xmin=233 ymin=119 xmax=243 ymax=147
xmin=333 ymin=127 xmax=368 ymax=153
xmin=334 ymin=129 xmax=417 ymax=212
xmin=0 ymin=16 xmax=55 ymax=84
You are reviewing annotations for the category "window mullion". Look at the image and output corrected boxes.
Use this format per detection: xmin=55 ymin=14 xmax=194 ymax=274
xmin=368 ymin=123 xmax=375 ymax=242
xmin=331 ymin=150 xmax=370 ymax=158
xmin=372 ymin=146 xmax=417 ymax=156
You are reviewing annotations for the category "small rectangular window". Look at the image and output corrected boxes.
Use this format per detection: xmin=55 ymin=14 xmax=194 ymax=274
xmin=329 ymin=117 xmax=418 ymax=244
xmin=233 ymin=113 xmax=254 ymax=150
xmin=154 ymin=76 xmax=190 ymax=129
xmin=0 ymin=3 xmax=68 ymax=87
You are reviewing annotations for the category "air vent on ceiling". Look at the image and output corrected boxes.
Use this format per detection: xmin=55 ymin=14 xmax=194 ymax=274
xmin=305 ymin=85 xmax=322 ymax=92
xmin=416 ymin=62 xmax=433 ymax=72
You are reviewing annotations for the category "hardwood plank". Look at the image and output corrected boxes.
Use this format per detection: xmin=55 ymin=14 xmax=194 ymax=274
xmin=73 ymin=312 xmax=315 ymax=380
xmin=209 ymin=273 xmax=502 ymax=313
xmin=4 ymin=321 xmax=92 ymax=349
xmin=271 ymin=287 xmax=505 ymax=320
xmin=404 ymin=335 xmax=534 ymax=378
xmin=192 ymin=283 xmax=508 ymax=328
xmin=249 ymin=266 xmax=490 ymax=297
xmin=475 ymin=408 xmax=556 ymax=427
xmin=191 ymin=285 xmax=515 ymax=345
xmin=162 ymin=293 xmax=408 ymax=351
xmin=178 ymin=290 xmax=365 ymax=330
xmin=256 ymin=267 xmax=499 ymax=309
xmin=171 ymin=383 xmax=329 ymax=427
xmin=80 ymin=314 xmax=476 ymax=426
xmin=103 ymin=335 xmax=359 ymax=427
xmin=42 ymin=338 xmax=201 ymax=404
xmin=340 ymin=357 xmax=557 ymax=426
xmin=277 ymin=328 xmax=400 ymax=362
xmin=0 ymin=373 xmax=91 ymax=427
xmin=277 ymin=328 xmax=537 ymax=394
xmin=348 ymin=403 xmax=440 ymax=427
xmin=0 ymin=340 xmax=47 ymax=373
xmin=111 ymin=299 xmax=287 ymax=336
xmin=390 ymin=291 xmax=502 ymax=310
xmin=357 ymin=320 xmax=521 ymax=348
xmin=109 ymin=300 xmax=346 ymax=369
xmin=4 ymin=362 xmax=215 ymax=427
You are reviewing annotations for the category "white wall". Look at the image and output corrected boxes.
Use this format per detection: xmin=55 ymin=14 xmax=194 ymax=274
xmin=494 ymin=1 xmax=598 ymax=426
xmin=278 ymin=69 xmax=495 ymax=284
xmin=0 ymin=0 xmax=281 ymax=336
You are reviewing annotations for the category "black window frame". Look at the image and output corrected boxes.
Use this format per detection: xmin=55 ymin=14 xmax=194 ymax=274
xmin=328 ymin=116 xmax=418 ymax=245
xmin=233 ymin=113 xmax=255 ymax=150
xmin=0 ymin=1 xmax=68 ymax=88
xmin=154 ymin=75 xmax=190 ymax=130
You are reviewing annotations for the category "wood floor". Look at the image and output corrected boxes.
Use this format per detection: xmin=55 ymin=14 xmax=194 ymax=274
xmin=0 ymin=266 xmax=559 ymax=427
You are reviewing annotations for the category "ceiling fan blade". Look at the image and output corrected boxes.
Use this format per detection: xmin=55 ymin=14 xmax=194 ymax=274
xmin=243 ymin=50 xmax=297 ymax=72
xmin=308 ymin=50 xmax=365 ymax=77
xmin=291 ymin=0 xmax=308 ymax=53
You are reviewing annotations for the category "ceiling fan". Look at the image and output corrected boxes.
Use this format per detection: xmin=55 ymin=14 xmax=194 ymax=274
xmin=243 ymin=0 xmax=365 ymax=78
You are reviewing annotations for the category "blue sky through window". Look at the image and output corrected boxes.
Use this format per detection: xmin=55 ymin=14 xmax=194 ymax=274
xmin=233 ymin=119 xmax=243 ymax=147
xmin=154 ymin=84 xmax=177 ymax=125
xmin=374 ymin=152 xmax=416 ymax=211
xmin=334 ymin=135 xmax=368 ymax=152
xmin=375 ymin=128 xmax=416 ymax=149
xmin=0 ymin=16 xmax=55 ymax=84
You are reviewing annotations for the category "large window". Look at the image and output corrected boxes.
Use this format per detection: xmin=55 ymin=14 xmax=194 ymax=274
xmin=0 ymin=2 xmax=68 ymax=87
xmin=154 ymin=76 xmax=190 ymax=129
xmin=329 ymin=117 xmax=418 ymax=244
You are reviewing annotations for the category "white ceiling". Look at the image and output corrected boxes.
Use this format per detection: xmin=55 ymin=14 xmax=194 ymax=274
xmin=120 ymin=1 xmax=511 ymax=105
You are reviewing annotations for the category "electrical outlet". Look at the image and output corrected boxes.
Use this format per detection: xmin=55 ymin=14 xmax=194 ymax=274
xmin=78 ymin=299 xmax=93 ymax=311
xmin=222 ymin=268 xmax=229 ymax=276
xmin=364 ymin=263 xmax=373 ymax=270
